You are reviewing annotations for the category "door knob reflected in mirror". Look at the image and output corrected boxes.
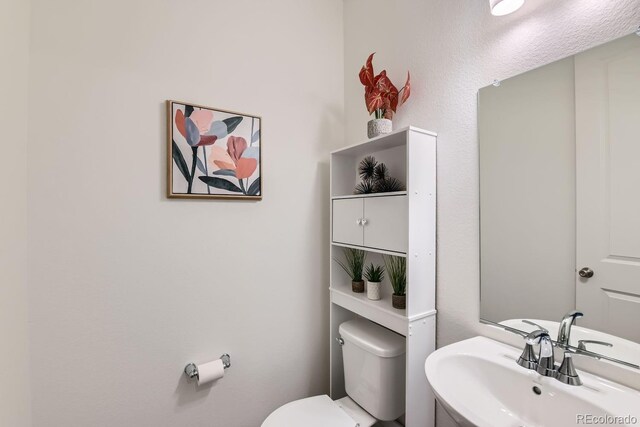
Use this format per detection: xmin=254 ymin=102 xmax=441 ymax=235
xmin=578 ymin=267 xmax=594 ymax=278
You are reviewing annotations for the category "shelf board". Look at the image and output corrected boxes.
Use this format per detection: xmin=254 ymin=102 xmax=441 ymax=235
xmin=330 ymin=281 xmax=408 ymax=336
xmin=331 ymin=242 xmax=406 ymax=257
xmin=330 ymin=126 xmax=437 ymax=157
xmin=331 ymin=191 xmax=407 ymax=200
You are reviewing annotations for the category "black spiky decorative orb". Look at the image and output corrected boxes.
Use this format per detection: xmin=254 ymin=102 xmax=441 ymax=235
xmin=358 ymin=156 xmax=378 ymax=180
xmin=354 ymin=179 xmax=375 ymax=194
xmin=373 ymin=163 xmax=388 ymax=182
xmin=374 ymin=176 xmax=405 ymax=193
xmin=353 ymin=156 xmax=406 ymax=194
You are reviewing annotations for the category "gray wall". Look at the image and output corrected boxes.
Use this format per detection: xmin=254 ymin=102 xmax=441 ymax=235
xmin=0 ymin=0 xmax=31 ymax=425
xmin=26 ymin=1 xmax=343 ymax=425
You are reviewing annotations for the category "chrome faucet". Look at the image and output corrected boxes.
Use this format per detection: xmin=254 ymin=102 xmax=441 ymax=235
xmin=516 ymin=312 xmax=606 ymax=386
xmin=510 ymin=312 xmax=639 ymax=386
xmin=516 ymin=330 xmax=556 ymax=376
xmin=555 ymin=312 xmax=585 ymax=385
xmin=556 ymin=310 xmax=583 ymax=348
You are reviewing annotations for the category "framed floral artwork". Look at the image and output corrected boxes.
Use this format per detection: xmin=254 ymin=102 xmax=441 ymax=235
xmin=167 ymin=100 xmax=262 ymax=200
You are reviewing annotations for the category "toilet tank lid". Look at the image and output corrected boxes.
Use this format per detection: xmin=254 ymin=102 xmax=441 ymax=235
xmin=339 ymin=319 xmax=405 ymax=358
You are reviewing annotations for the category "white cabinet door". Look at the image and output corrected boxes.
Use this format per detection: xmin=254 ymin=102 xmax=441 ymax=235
xmin=575 ymin=35 xmax=640 ymax=342
xmin=364 ymin=196 xmax=407 ymax=253
xmin=332 ymin=198 xmax=364 ymax=246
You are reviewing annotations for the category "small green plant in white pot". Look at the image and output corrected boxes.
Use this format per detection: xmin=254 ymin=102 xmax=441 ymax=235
xmin=364 ymin=263 xmax=385 ymax=300
xmin=384 ymin=255 xmax=406 ymax=309
xmin=334 ymin=248 xmax=367 ymax=293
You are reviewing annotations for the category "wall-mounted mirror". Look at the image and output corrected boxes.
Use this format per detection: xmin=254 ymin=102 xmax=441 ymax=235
xmin=479 ymin=31 xmax=640 ymax=368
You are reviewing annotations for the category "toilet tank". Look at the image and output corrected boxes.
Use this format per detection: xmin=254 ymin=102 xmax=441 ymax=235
xmin=339 ymin=319 xmax=406 ymax=421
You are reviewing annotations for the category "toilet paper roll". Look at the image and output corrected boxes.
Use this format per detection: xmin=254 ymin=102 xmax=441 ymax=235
xmin=196 ymin=359 xmax=225 ymax=385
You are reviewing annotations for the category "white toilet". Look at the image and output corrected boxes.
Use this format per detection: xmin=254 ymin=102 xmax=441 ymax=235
xmin=262 ymin=318 xmax=406 ymax=427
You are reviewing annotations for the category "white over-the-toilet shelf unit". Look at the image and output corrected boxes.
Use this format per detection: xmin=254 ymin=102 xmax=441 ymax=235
xmin=329 ymin=127 xmax=437 ymax=427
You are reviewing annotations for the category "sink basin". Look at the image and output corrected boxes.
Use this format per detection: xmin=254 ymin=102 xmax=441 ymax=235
xmin=425 ymin=336 xmax=640 ymax=427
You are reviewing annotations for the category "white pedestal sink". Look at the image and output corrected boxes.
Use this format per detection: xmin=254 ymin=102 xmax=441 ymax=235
xmin=424 ymin=336 xmax=640 ymax=427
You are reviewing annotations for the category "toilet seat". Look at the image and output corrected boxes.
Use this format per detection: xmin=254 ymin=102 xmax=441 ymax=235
xmin=261 ymin=395 xmax=376 ymax=427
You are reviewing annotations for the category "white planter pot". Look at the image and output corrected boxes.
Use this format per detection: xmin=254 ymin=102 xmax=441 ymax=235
xmin=367 ymin=118 xmax=392 ymax=139
xmin=367 ymin=281 xmax=382 ymax=300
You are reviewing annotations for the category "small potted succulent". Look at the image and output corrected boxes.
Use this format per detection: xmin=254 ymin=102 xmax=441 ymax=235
xmin=384 ymin=255 xmax=406 ymax=309
xmin=364 ymin=263 xmax=385 ymax=301
xmin=335 ymin=248 xmax=367 ymax=293
xmin=359 ymin=53 xmax=411 ymax=138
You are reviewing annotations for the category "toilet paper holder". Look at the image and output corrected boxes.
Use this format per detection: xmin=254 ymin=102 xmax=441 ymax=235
xmin=184 ymin=354 xmax=231 ymax=380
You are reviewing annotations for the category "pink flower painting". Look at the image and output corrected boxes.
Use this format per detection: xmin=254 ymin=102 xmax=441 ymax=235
xmin=168 ymin=101 xmax=261 ymax=199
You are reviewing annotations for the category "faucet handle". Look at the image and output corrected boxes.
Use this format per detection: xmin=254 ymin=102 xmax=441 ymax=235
xmin=521 ymin=320 xmax=548 ymax=333
xmin=525 ymin=329 xmax=549 ymax=344
xmin=556 ymin=352 xmax=582 ymax=386
xmin=516 ymin=329 xmax=548 ymax=371
xmin=576 ymin=340 xmax=612 ymax=360
xmin=577 ymin=340 xmax=612 ymax=351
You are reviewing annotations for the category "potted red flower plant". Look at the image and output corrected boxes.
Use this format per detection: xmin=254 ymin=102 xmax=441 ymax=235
xmin=359 ymin=53 xmax=411 ymax=138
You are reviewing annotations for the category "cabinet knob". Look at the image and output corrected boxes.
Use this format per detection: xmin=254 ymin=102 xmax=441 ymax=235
xmin=361 ymin=218 xmax=368 ymax=225
xmin=356 ymin=219 xmax=362 ymax=226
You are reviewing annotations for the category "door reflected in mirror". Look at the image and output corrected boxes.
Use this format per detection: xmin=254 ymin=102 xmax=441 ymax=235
xmin=478 ymin=32 xmax=640 ymax=367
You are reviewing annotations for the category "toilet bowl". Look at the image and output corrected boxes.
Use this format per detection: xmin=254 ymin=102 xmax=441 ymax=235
xmin=262 ymin=319 xmax=406 ymax=427
xmin=261 ymin=395 xmax=376 ymax=427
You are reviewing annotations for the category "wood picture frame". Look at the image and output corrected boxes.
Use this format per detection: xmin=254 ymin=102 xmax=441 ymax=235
xmin=167 ymin=100 xmax=262 ymax=200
